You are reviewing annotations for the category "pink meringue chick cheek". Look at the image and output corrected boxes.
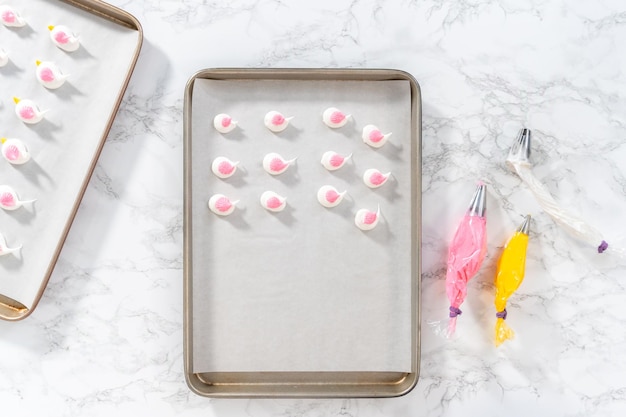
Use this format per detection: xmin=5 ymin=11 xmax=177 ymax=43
xmin=264 ymin=110 xmax=292 ymax=132
xmin=208 ymin=194 xmax=237 ymax=216
xmin=213 ymin=113 xmax=237 ymax=133
xmin=326 ymin=190 xmax=340 ymax=204
xmin=260 ymin=191 xmax=287 ymax=212
xmin=19 ymin=107 xmax=34 ymax=119
xmin=0 ymin=192 xmax=15 ymax=208
xmin=0 ymin=6 xmax=25 ymax=27
xmin=322 ymin=107 xmax=350 ymax=128
xmin=266 ymin=197 xmax=283 ymax=210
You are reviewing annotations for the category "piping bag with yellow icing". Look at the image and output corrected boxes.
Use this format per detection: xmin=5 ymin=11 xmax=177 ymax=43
xmin=494 ymin=215 xmax=531 ymax=346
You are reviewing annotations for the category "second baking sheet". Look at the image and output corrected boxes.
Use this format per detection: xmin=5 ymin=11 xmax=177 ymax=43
xmin=191 ymin=77 xmax=414 ymax=373
xmin=0 ymin=0 xmax=142 ymax=319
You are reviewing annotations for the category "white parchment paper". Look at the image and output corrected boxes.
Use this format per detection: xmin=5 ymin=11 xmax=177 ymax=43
xmin=0 ymin=0 xmax=140 ymax=309
xmin=190 ymin=78 xmax=415 ymax=372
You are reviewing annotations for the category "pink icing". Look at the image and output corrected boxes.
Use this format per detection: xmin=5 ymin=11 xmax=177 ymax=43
xmin=330 ymin=111 xmax=345 ymax=124
xmin=4 ymin=145 xmax=20 ymax=161
xmin=19 ymin=106 xmax=35 ymax=120
xmin=269 ymin=157 xmax=287 ymax=172
xmin=218 ymin=160 xmax=235 ymax=175
xmin=329 ymin=154 xmax=344 ymax=167
xmin=445 ymin=214 xmax=487 ymax=334
xmin=0 ymin=192 xmax=15 ymax=207
xmin=220 ymin=116 xmax=232 ymax=128
xmin=266 ymin=197 xmax=283 ymax=209
xmin=39 ymin=68 xmax=56 ymax=82
xmin=214 ymin=197 xmax=232 ymax=212
xmin=271 ymin=113 xmax=285 ymax=126
xmin=2 ymin=11 xmax=15 ymax=23
xmin=369 ymin=172 xmax=388 ymax=186
xmin=369 ymin=129 xmax=384 ymax=143
xmin=54 ymin=31 xmax=70 ymax=44
xmin=325 ymin=190 xmax=340 ymax=203
xmin=363 ymin=211 xmax=377 ymax=225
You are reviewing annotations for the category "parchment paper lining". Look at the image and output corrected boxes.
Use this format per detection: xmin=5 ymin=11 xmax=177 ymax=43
xmin=191 ymin=79 xmax=414 ymax=373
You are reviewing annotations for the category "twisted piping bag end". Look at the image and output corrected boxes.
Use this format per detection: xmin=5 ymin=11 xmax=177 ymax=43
xmin=468 ymin=182 xmax=487 ymax=217
xmin=506 ymin=128 xmax=532 ymax=170
xmin=517 ymin=215 xmax=531 ymax=235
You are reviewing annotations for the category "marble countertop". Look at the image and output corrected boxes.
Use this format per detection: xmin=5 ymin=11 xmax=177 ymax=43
xmin=2 ymin=0 xmax=626 ymax=415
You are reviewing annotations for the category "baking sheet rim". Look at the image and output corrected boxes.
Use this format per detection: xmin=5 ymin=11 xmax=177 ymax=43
xmin=183 ymin=67 xmax=422 ymax=398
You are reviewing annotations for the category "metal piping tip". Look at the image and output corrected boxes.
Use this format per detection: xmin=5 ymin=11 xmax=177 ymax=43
xmin=516 ymin=215 xmax=531 ymax=235
xmin=467 ymin=182 xmax=487 ymax=217
xmin=507 ymin=128 xmax=532 ymax=165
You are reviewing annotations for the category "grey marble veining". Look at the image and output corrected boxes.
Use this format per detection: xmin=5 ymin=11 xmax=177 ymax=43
xmin=1 ymin=0 xmax=626 ymax=416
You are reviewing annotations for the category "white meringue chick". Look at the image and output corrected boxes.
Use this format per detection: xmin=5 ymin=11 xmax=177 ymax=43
xmin=35 ymin=60 xmax=69 ymax=89
xmin=363 ymin=168 xmax=391 ymax=188
xmin=263 ymin=152 xmax=296 ymax=175
xmin=1 ymin=137 xmax=31 ymax=165
xmin=0 ymin=49 xmax=9 ymax=67
xmin=213 ymin=113 xmax=237 ymax=133
xmin=320 ymin=151 xmax=352 ymax=171
xmin=260 ymin=191 xmax=287 ymax=212
xmin=322 ymin=107 xmax=351 ymax=128
xmin=208 ymin=194 xmax=238 ymax=216
xmin=354 ymin=206 xmax=381 ymax=231
xmin=0 ymin=232 xmax=21 ymax=257
xmin=362 ymin=124 xmax=391 ymax=148
xmin=0 ymin=6 xmax=26 ymax=28
xmin=211 ymin=156 xmax=239 ymax=179
xmin=264 ymin=110 xmax=293 ymax=132
xmin=13 ymin=97 xmax=47 ymax=124
xmin=0 ymin=185 xmax=35 ymax=211
xmin=317 ymin=185 xmax=346 ymax=208
xmin=48 ymin=25 xmax=80 ymax=52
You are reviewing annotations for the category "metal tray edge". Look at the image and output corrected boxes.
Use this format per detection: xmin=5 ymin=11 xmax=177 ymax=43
xmin=183 ymin=68 xmax=422 ymax=398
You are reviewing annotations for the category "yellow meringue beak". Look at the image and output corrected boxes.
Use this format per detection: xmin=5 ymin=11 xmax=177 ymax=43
xmin=48 ymin=25 xmax=55 ymax=31
xmin=1 ymin=138 xmax=6 ymax=144
xmin=36 ymin=60 xmax=41 ymax=66
xmin=12 ymin=97 xmax=20 ymax=104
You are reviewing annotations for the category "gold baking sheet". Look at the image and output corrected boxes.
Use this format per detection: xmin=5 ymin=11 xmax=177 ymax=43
xmin=183 ymin=68 xmax=421 ymax=397
xmin=0 ymin=0 xmax=142 ymax=321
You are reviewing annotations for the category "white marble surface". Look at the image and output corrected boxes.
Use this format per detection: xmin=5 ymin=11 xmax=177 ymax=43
xmin=2 ymin=0 xmax=626 ymax=415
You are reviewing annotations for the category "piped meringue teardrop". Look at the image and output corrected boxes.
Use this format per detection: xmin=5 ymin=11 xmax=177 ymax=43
xmin=362 ymin=124 xmax=391 ymax=148
xmin=0 ymin=6 xmax=26 ymax=27
xmin=1 ymin=138 xmax=30 ymax=165
xmin=317 ymin=185 xmax=346 ymax=208
xmin=322 ymin=107 xmax=350 ymax=128
xmin=363 ymin=168 xmax=390 ymax=188
xmin=208 ymin=194 xmax=238 ymax=216
xmin=260 ymin=191 xmax=287 ymax=212
xmin=48 ymin=25 xmax=80 ymax=52
xmin=0 ymin=233 xmax=21 ymax=257
xmin=211 ymin=156 xmax=239 ymax=179
xmin=14 ymin=97 xmax=47 ymax=124
xmin=213 ymin=113 xmax=237 ymax=133
xmin=320 ymin=151 xmax=351 ymax=171
xmin=0 ymin=185 xmax=35 ymax=211
xmin=0 ymin=49 xmax=8 ymax=67
xmin=35 ymin=60 xmax=68 ymax=89
xmin=355 ymin=206 xmax=380 ymax=231
xmin=264 ymin=111 xmax=293 ymax=132
xmin=263 ymin=153 xmax=296 ymax=175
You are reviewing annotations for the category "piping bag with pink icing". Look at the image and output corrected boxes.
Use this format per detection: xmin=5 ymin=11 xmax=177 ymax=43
xmin=445 ymin=182 xmax=487 ymax=337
